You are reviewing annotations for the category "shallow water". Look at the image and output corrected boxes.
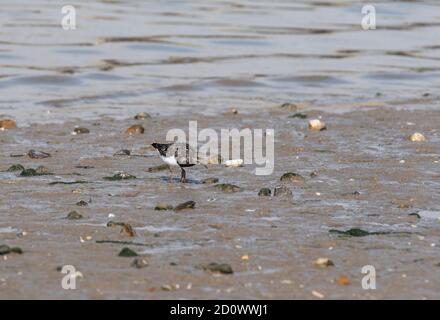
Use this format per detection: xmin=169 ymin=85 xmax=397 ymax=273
xmin=1 ymin=0 xmax=440 ymax=123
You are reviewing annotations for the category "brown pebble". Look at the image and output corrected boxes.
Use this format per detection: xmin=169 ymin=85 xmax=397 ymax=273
xmin=120 ymin=223 xmax=136 ymax=237
xmin=134 ymin=112 xmax=151 ymax=120
xmin=0 ymin=119 xmax=17 ymax=129
xmin=336 ymin=276 xmax=351 ymax=286
xmin=131 ymin=258 xmax=149 ymax=269
xmin=28 ymin=150 xmax=51 ymax=159
xmin=125 ymin=125 xmax=145 ymax=135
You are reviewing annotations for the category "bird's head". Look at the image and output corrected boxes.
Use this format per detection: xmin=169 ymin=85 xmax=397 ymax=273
xmin=151 ymin=143 xmax=159 ymax=150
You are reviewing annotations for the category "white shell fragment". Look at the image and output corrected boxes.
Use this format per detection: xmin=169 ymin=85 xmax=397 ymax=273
xmin=308 ymin=119 xmax=326 ymax=131
xmin=224 ymin=159 xmax=244 ymax=167
xmin=409 ymin=132 xmax=426 ymax=142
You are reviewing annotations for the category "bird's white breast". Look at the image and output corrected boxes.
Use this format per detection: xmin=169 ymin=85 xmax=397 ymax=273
xmin=160 ymin=155 xmax=179 ymax=166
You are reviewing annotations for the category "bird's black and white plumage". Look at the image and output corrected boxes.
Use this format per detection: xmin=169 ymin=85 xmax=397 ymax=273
xmin=151 ymin=142 xmax=204 ymax=183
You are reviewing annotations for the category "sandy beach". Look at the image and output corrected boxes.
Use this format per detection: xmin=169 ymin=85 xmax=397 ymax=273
xmin=1 ymin=0 xmax=440 ymax=300
xmin=1 ymin=104 xmax=439 ymax=299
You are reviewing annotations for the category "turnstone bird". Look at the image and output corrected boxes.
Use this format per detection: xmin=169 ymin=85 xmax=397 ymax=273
xmin=151 ymin=142 xmax=205 ymax=183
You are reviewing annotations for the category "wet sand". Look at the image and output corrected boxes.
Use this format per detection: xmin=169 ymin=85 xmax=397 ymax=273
xmin=1 ymin=105 xmax=439 ymax=299
xmin=1 ymin=0 xmax=440 ymax=299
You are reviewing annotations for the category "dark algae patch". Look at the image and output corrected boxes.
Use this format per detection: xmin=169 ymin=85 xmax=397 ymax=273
xmin=289 ymin=112 xmax=308 ymax=119
xmin=96 ymin=240 xmax=151 ymax=247
xmin=0 ymin=245 xmax=23 ymax=255
xmin=20 ymin=167 xmax=53 ymax=177
xmin=118 ymin=247 xmax=138 ymax=257
xmin=49 ymin=180 xmax=88 ymax=185
xmin=330 ymin=228 xmax=371 ymax=237
xmin=7 ymin=164 xmax=25 ymax=172
xmin=329 ymin=228 xmax=412 ymax=237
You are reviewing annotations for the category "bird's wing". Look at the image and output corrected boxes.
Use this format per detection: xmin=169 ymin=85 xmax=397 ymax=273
xmin=169 ymin=143 xmax=198 ymax=165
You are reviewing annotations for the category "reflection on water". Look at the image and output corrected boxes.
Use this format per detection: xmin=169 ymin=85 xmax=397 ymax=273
xmin=0 ymin=0 xmax=440 ymax=122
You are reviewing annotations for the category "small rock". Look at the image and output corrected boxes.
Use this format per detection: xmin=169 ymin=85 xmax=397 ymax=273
xmin=134 ymin=112 xmax=151 ymax=120
xmin=329 ymin=228 xmax=371 ymax=237
xmin=131 ymin=258 xmax=149 ymax=269
xmin=103 ymin=172 xmax=136 ymax=181
xmin=409 ymin=132 xmax=426 ymax=142
xmin=106 ymin=222 xmax=135 ymax=238
xmin=310 ymin=171 xmax=319 ymax=178
xmin=174 ymin=201 xmax=196 ymax=211
xmin=106 ymin=221 xmax=120 ymax=227
xmin=312 ymin=290 xmax=325 ymax=299
xmin=273 ymin=185 xmax=292 ymax=197
xmin=202 ymin=177 xmax=219 ymax=184
xmin=279 ymin=103 xmax=298 ymax=111
xmin=0 ymin=244 xmax=23 ymax=255
xmin=76 ymin=200 xmax=88 ymax=207
xmin=224 ymin=159 xmax=244 ymax=167
xmin=280 ymin=172 xmax=305 ymax=184
xmin=154 ymin=202 xmax=173 ymax=211
xmin=258 ymin=188 xmax=272 ymax=197
xmin=161 ymin=284 xmax=174 ymax=291
xmin=28 ymin=149 xmax=51 ymax=159
xmin=35 ymin=166 xmax=51 ymax=174
xmin=308 ymin=119 xmax=326 ymax=131
xmin=215 ymin=183 xmax=240 ymax=193
xmin=0 ymin=119 xmax=17 ymax=130
xmin=120 ymin=223 xmax=136 ymax=237
xmin=72 ymin=127 xmax=90 ymax=135
xmin=201 ymin=262 xmax=234 ymax=275
xmin=147 ymin=164 xmax=169 ymax=172
xmin=229 ymin=108 xmax=238 ymax=114
xmin=7 ymin=164 xmax=25 ymax=172
xmin=314 ymin=257 xmax=334 ymax=267
xmin=125 ymin=125 xmax=145 ymax=135
xmin=66 ymin=211 xmax=83 ymax=220
xmin=113 ymin=149 xmax=131 ymax=156
xmin=336 ymin=276 xmax=350 ymax=286
xmin=118 ymin=247 xmax=138 ymax=257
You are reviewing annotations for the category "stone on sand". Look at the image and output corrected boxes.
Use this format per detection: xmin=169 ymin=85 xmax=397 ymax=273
xmin=125 ymin=125 xmax=145 ymax=135
xmin=0 ymin=119 xmax=17 ymax=130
